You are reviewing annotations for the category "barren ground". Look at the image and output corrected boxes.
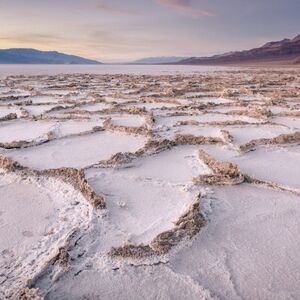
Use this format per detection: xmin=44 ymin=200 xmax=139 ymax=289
xmin=0 ymin=67 xmax=299 ymax=299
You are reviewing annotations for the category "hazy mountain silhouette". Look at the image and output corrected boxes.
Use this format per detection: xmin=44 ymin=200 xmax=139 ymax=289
xmin=132 ymin=56 xmax=188 ymax=64
xmin=0 ymin=48 xmax=101 ymax=64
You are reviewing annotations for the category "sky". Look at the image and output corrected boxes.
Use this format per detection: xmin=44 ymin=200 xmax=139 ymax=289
xmin=0 ymin=0 xmax=299 ymax=62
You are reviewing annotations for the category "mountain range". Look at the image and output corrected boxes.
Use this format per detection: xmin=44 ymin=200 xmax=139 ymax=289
xmin=0 ymin=48 xmax=101 ymax=64
xmin=0 ymin=35 xmax=299 ymax=65
xmin=132 ymin=56 xmax=188 ymax=64
xmin=176 ymin=35 xmax=300 ymax=65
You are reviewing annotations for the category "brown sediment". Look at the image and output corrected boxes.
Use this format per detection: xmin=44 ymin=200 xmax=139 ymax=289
xmin=0 ymin=155 xmax=23 ymax=172
xmin=0 ymin=130 xmax=56 ymax=149
xmin=41 ymin=168 xmax=105 ymax=209
xmin=108 ymin=195 xmax=206 ymax=258
xmin=102 ymin=110 xmax=155 ymax=137
xmin=99 ymin=152 xmax=139 ymax=167
xmin=143 ymin=138 xmax=176 ymax=153
xmin=20 ymin=229 xmax=81 ymax=298
xmin=55 ymin=247 xmax=70 ymax=270
xmin=205 ymin=120 xmax=267 ymax=126
xmin=225 ymin=107 xmax=272 ymax=119
xmin=99 ymin=132 xmax=233 ymax=169
xmin=244 ymin=174 xmax=300 ymax=196
xmin=99 ymin=137 xmax=175 ymax=168
xmin=44 ymin=105 xmax=76 ymax=113
xmin=0 ymin=139 xmax=32 ymax=149
xmin=101 ymin=106 xmax=147 ymax=115
xmin=167 ymin=111 xmax=195 ymax=117
xmin=239 ymin=131 xmax=300 ymax=152
xmin=60 ymin=109 xmax=90 ymax=116
xmin=174 ymin=134 xmax=224 ymax=145
xmin=150 ymin=197 xmax=206 ymax=254
xmin=34 ymin=114 xmax=90 ymax=121
xmin=13 ymin=99 xmax=33 ymax=106
xmin=144 ymin=112 xmax=155 ymax=129
xmin=20 ymin=107 xmax=30 ymax=117
xmin=175 ymin=120 xmax=200 ymax=126
xmin=20 ymin=85 xmax=35 ymax=92
xmin=175 ymin=103 xmax=211 ymax=111
xmin=0 ymin=155 xmax=106 ymax=209
xmin=18 ymin=288 xmax=43 ymax=300
xmin=221 ymin=88 xmax=239 ymax=98
xmin=277 ymin=110 xmax=300 ymax=117
xmin=88 ymin=92 xmax=105 ymax=101
xmin=193 ymin=149 xmax=244 ymax=185
xmin=0 ymin=125 xmax=105 ymax=150
xmin=142 ymin=97 xmax=181 ymax=106
xmin=108 ymin=244 xmax=156 ymax=259
xmin=221 ymin=129 xmax=234 ymax=143
xmin=176 ymin=119 xmax=259 ymax=127
xmin=103 ymin=117 xmax=151 ymax=136
xmin=0 ymin=112 xmax=18 ymax=121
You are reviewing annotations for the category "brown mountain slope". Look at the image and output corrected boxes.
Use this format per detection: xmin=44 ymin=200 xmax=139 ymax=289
xmin=178 ymin=35 xmax=300 ymax=65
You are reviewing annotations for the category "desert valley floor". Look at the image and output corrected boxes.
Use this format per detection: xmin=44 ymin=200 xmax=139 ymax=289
xmin=0 ymin=66 xmax=300 ymax=299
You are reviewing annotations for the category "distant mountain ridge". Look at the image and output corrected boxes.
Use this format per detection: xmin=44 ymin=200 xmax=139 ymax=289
xmin=177 ymin=35 xmax=300 ymax=65
xmin=0 ymin=48 xmax=101 ymax=64
xmin=132 ymin=56 xmax=188 ymax=64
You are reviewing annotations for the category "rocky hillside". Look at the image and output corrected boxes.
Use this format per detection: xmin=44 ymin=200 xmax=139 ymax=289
xmin=178 ymin=35 xmax=300 ymax=65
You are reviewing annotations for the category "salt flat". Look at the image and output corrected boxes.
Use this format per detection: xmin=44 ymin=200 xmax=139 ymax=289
xmin=7 ymin=131 xmax=146 ymax=169
xmin=0 ymin=119 xmax=55 ymax=144
xmin=0 ymin=66 xmax=299 ymax=299
xmin=170 ymin=184 xmax=300 ymax=300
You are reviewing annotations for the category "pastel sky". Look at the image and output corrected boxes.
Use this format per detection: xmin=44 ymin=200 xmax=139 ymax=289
xmin=0 ymin=0 xmax=299 ymax=62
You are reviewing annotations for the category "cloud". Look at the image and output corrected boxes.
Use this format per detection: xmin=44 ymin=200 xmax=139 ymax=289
xmin=96 ymin=2 xmax=136 ymax=15
xmin=155 ymin=0 xmax=214 ymax=17
xmin=0 ymin=33 xmax=64 ymax=45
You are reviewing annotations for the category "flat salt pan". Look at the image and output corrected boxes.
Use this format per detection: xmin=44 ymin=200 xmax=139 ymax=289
xmin=42 ymin=89 xmax=71 ymax=96
xmin=227 ymin=126 xmax=293 ymax=144
xmin=0 ymin=180 xmax=56 ymax=257
xmin=269 ymin=106 xmax=295 ymax=114
xmin=80 ymin=102 xmax=112 ymax=112
xmin=30 ymin=95 xmax=60 ymax=104
xmin=206 ymin=107 xmax=249 ymax=114
xmin=232 ymin=145 xmax=300 ymax=190
xmin=0 ymin=172 xmax=91 ymax=297
xmin=127 ymin=102 xmax=179 ymax=110
xmin=115 ymin=145 xmax=211 ymax=184
xmin=170 ymin=184 xmax=300 ymax=299
xmin=55 ymin=120 xmax=103 ymax=137
xmin=193 ymin=97 xmax=234 ymax=104
xmin=111 ymin=114 xmax=145 ymax=127
xmin=237 ymin=95 xmax=264 ymax=101
xmin=0 ymin=106 xmax=22 ymax=118
xmin=272 ymin=116 xmax=300 ymax=130
xmin=23 ymin=104 xmax=57 ymax=116
xmin=105 ymin=97 xmax=131 ymax=103
xmin=1 ymin=68 xmax=300 ymax=299
xmin=198 ymin=144 xmax=239 ymax=161
xmin=86 ymin=168 xmax=196 ymax=243
xmin=155 ymin=113 xmax=263 ymax=128
xmin=43 ymin=265 xmax=211 ymax=300
xmin=7 ymin=131 xmax=146 ymax=169
xmin=0 ymin=120 xmax=55 ymax=144
xmin=192 ymin=113 xmax=263 ymax=124
xmin=157 ymin=125 xmax=223 ymax=140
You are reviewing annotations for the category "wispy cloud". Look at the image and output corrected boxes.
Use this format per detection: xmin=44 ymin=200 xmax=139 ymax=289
xmin=0 ymin=33 xmax=64 ymax=45
xmin=155 ymin=0 xmax=215 ymax=17
xmin=96 ymin=2 xmax=136 ymax=15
